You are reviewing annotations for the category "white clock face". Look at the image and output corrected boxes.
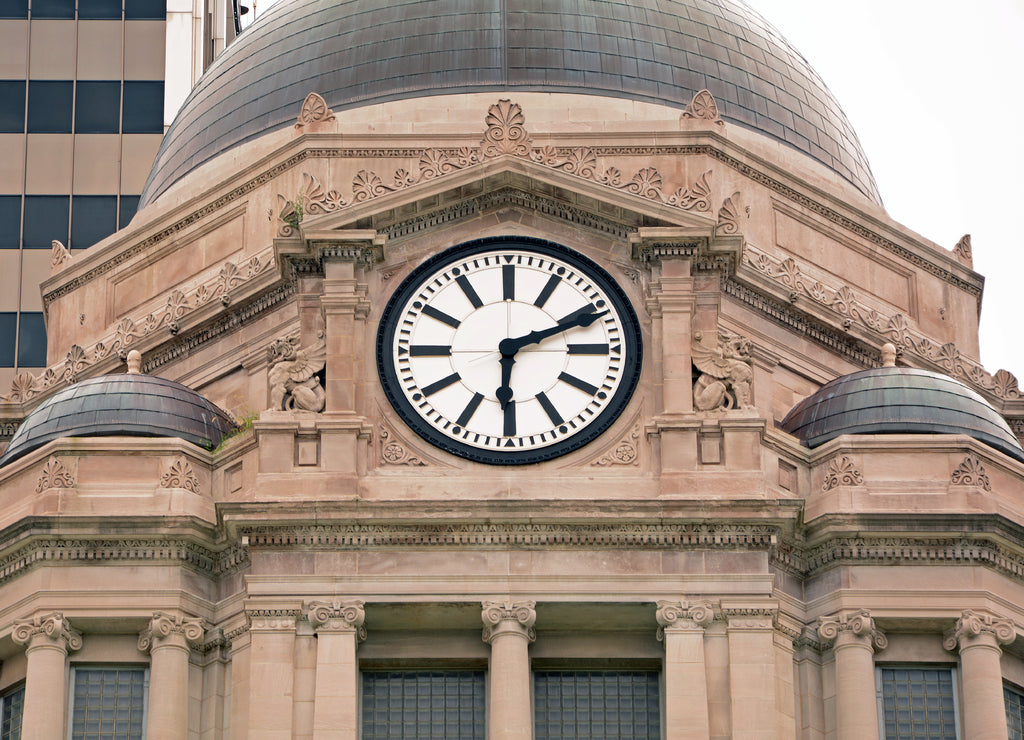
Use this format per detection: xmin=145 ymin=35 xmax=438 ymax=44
xmin=378 ymin=238 xmax=642 ymax=464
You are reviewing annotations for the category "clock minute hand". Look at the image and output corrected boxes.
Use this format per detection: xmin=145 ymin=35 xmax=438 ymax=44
xmin=498 ymin=309 xmax=609 ymax=356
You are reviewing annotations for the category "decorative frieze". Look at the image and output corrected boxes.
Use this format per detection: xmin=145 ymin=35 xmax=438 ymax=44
xmin=159 ymin=458 xmax=200 ymax=493
xmin=137 ymin=611 xmax=205 ymax=652
xmin=246 ymin=609 xmax=301 ymax=632
xmin=817 ymin=609 xmax=887 ymax=651
xmin=943 ymin=609 xmax=1016 ymax=651
xmin=481 ymin=600 xmax=536 ymax=643
xmin=822 ymin=456 xmax=864 ymax=490
xmin=35 ymin=457 xmax=75 ymax=493
xmin=12 ymin=611 xmax=82 ymax=652
xmin=951 ymin=455 xmax=991 ymax=491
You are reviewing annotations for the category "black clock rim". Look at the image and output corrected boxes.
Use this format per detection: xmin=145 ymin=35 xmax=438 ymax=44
xmin=377 ymin=236 xmax=643 ymax=466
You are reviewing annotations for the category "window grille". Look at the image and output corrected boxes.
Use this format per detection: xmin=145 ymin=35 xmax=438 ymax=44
xmin=0 ymin=685 xmax=24 ymax=740
xmin=878 ymin=667 xmax=958 ymax=740
xmin=533 ymin=670 xmax=660 ymax=740
xmin=361 ymin=670 xmax=485 ymax=739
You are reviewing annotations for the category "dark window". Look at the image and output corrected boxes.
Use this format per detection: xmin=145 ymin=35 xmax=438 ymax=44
xmin=75 ymin=81 xmax=120 ymax=133
xmin=29 ymin=0 xmax=74 ymax=17
xmin=17 ymin=312 xmax=46 ymax=368
xmin=362 ymin=671 xmax=485 ymax=739
xmin=0 ymin=0 xmax=28 ymax=19
xmin=0 ymin=684 xmax=24 ymax=739
xmin=118 ymin=195 xmax=140 ymax=228
xmin=78 ymin=0 xmax=122 ymax=19
xmin=23 ymin=195 xmax=69 ymax=248
xmin=534 ymin=671 xmax=661 ymax=740
xmin=1007 ymin=685 xmax=1024 ymax=740
xmin=27 ymin=80 xmax=72 ymax=133
xmin=121 ymin=81 xmax=163 ymax=133
xmin=0 ymin=80 xmax=25 ymax=132
xmin=124 ymin=0 xmax=164 ymax=20
xmin=0 ymin=196 xmax=20 ymax=248
xmin=71 ymin=195 xmax=117 ymax=248
xmin=70 ymin=668 xmax=146 ymax=740
xmin=0 ymin=314 xmax=15 ymax=368
xmin=879 ymin=667 xmax=957 ymax=740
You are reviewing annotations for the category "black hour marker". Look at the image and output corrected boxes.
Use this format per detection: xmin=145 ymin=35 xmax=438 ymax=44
xmin=557 ymin=304 xmax=597 ymax=325
xmin=457 ymin=392 xmax=484 ymax=426
xmin=558 ymin=372 xmax=599 ymax=395
xmin=534 ymin=274 xmax=560 ymax=308
xmin=421 ymin=305 xmax=461 ymax=328
xmin=503 ymin=400 xmax=516 ymax=437
xmin=567 ymin=343 xmax=609 ymax=355
xmin=455 ymin=275 xmax=483 ymax=308
xmin=421 ymin=372 xmax=461 ymax=396
xmin=409 ymin=345 xmax=452 ymax=356
xmin=503 ymin=264 xmax=515 ymax=300
xmin=536 ymin=392 xmax=563 ymax=425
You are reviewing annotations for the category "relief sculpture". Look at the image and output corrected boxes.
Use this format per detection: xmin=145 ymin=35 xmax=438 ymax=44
xmin=268 ymin=335 xmax=327 ymax=412
xmin=692 ymin=329 xmax=754 ymax=411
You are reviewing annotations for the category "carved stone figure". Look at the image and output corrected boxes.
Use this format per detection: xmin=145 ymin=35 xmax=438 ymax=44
xmin=692 ymin=329 xmax=754 ymax=410
xmin=267 ymin=335 xmax=327 ymax=412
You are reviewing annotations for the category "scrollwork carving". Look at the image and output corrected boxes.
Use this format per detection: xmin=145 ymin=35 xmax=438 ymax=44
xmin=378 ymin=423 xmax=426 ymax=466
xmin=12 ymin=612 xmax=82 ymax=652
xmin=943 ymin=609 xmax=1015 ymax=651
xmin=655 ymin=600 xmax=716 ymax=640
xmin=138 ymin=611 xmax=205 ymax=652
xmin=951 ymin=455 xmax=991 ymax=491
xmin=817 ymin=609 xmax=887 ymax=651
xmin=591 ymin=424 xmax=641 ymax=467
xmin=36 ymin=457 xmax=75 ymax=493
xmin=51 ymin=239 xmax=72 ymax=270
xmin=295 ymin=92 xmax=335 ymax=128
xmin=305 ymin=600 xmax=367 ymax=641
xmin=481 ymin=600 xmax=536 ymax=643
xmin=953 ymin=234 xmax=972 ymax=267
xmin=481 ymin=98 xmax=532 ymax=157
xmin=822 ymin=456 xmax=863 ymax=490
xmin=681 ymin=89 xmax=724 ymax=125
xmin=717 ymin=192 xmax=742 ymax=235
xmin=160 ymin=457 xmax=200 ymax=493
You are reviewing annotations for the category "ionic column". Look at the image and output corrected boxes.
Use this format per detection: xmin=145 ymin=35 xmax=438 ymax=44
xmin=12 ymin=612 xmax=82 ymax=740
xmin=138 ymin=612 xmax=204 ymax=740
xmin=944 ymin=610 xmax=1016 ymax=740
xmin=482 ymin=600 xmax=536 ymax=740
xmin=305 ymin=601 xmax=366 ymax=740
xmin=817 ymin=610 xmax=887 ymax=740
xmin=656 ymin=600 xmax=713 ymax=739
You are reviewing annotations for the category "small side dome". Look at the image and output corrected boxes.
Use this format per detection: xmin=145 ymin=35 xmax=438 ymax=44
xmin=779 ymin=366 xmax=1024 ymax=464
xmin=0 ymin=369 xmax=237 ymax=467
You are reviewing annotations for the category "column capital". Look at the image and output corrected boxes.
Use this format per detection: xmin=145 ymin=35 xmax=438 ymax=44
xmin=943 ymin=609 xmax=1016 ymax=652
xmin=817 ymin=609 xmax=887 ymax=652
xmin=481 ymin=600 xmax=536 ymax=644
xmin=304 ymin=600 xmax=366 ymax=641
xmin=138 ymin=611 xmax=205 ymax=653
xmin=656 ymin=600 xmax=715 ymax=640
xmin=12 ymin=611 xmax=82 ymax=653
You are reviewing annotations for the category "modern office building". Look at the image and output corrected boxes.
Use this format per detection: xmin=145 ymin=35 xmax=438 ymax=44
xmin=1 ymin=1 xmax=1024 ymax=738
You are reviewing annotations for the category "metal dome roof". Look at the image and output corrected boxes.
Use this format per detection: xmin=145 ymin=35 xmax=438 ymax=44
xmin=779 ymin=367 xmax=1024 ymax=464
xmin=139 ymin=0 xmax=881 ymax=207
xmin=0 ymin=374 xmax=238 ymax=467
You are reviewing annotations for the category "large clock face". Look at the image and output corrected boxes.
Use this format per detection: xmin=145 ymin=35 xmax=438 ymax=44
xmin=377 ymin=237 xmax=642 ymax=465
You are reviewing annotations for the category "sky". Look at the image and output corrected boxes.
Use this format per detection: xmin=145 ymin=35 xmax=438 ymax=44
xmin=249 ymin=0 xmax=1024 ymax=376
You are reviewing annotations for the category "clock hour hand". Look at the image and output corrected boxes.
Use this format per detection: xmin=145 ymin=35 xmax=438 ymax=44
xmin=496 ymin=353 xmax=515 ymax=410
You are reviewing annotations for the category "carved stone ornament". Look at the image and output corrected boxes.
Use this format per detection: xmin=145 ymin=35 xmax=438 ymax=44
xmin=590 ymin=424 xmax=641 ymax=467
xmin=953 ymin=234 xmax=973 ymax=267
xmin=716 ymin=192 xmax=742 ymax=235
xmin=268 ymin=334 xmax=326 ymax=412
xmin=822 ymin=455 xmax=864 ymax=490
xmin=378 ymin=422 xmax=426 ymax=467
xmin=656 ymin=600 xmax=715 ymax=640
xmin=276 ymin=172 xmax=348 ymax=237
xmin=160 ymin=457 xmax=200 ymax=493
xmin=305 ymin=600 xmax=367 ymax=641
xmin=817 ymin=609 xmax=888 ymax=651
xmin=12 ymin=611 xmax=83 ymax=652
xmin=943 ymin=609 xmax=1016 ymax=651
xmin=36 ymin=457 xmax=75 ymax=493
xmin=50 ymin=239 xmax=72 ymax=270
xmin=295 ymin=91 xmax=335 ymax=129
xmin=481 ymin=600 xmax=537 ymax=643
xmin=137 ymin=611 xmax=205 ymax=652
xmin=692 ymin=328 xmax=755 ymax=411
xmin=951 ymin=454 xmax=991 ymax=491
xmin=681 ymin=89 xmax=724 ymax=125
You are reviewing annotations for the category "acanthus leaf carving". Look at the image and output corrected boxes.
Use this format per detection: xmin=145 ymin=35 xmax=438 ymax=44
xmin=160 ymin=457 xmax=200 ymax=493
xmin=822 ymin=455 xmax=863 ymax=490
xmin=36 ymin=457 xmax=75 ymax=493
xmin=951 ymin=454 xmax=991 ymax=491
xmin=717 ymin=191 xmax=742 ymax=235
xmin=481 ymin=99 xmax=532 ymax=157
xmin=692 ymin=328 xmax=754 ymax=411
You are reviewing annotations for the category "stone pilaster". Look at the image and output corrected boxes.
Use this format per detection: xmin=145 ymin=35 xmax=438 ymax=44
xmin=12 ymin=612 xmax=82 ymax=740
xmin=246 ymin=610 xmax=299 ymax=740
xmin=657 ymin=600 xmax=714 ymax=739
xmin=138 ymin=612 xmax=205 ymax=740
xmin=944 ymin=610 xmax=1016 ymax=740
xmin=305 ymin=600 xmax=366 ymax=740
xmin=725 ymin=606 xmax=778 ymax=739
xmin=817 ymin=609 xmax=887 ymax=740
xmin=482 ymin=600 xmax=536 ymax=740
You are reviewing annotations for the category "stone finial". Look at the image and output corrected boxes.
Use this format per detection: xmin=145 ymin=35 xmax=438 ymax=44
xmin=12 ymin=612 xmax=83 ymax=653
xmin=692 ymin=328 xmax=755 ymax=410
xmin=656 ymin=600 xmax=715 ymax=640
xmin=880 ymin=343 xmax=897 ymax=367
xmin=138 ymin=611 xmax=205 ymax=652
xmin=305 ymin=600 xmax=367 ymax=641
xmin=681 ymin=89 xmax=724 ymax=126
xmin=943 ymin=609 xmax=1016 ymax=652
xmin=817 ymin=609 xmax=887 ymax=651
xmin=126 ymin=349 xmax=142 ymax=374
xmin=481 ymin=600 xmax=536 ymax=644
xmin=294 ymin=92 xmax=335 ymax=129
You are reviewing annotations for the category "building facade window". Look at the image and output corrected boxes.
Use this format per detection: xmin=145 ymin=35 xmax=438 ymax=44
xmin=533 ymin=670 xmax=661 ymax=740
xmin=1006 ymin=685 xmax=1024 ymax=740
xmin=878 ymin=667 xmax=958 ymax=740
xmin=0 ymin=685 xmax=24 ymax=740
xmin=69 ymin=667 xmax=147 ymax=740
xmin=0 ymin=81 xmax=25 ymax=132
xmin=361 ymin=670 xmax=485 ymax=739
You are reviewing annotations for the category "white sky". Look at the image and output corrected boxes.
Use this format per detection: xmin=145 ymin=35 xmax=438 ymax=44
xmin=750 ymin=0 xmax=1024 ymax=377
xmin=251 ymin=0 xmax=1024 ymax=376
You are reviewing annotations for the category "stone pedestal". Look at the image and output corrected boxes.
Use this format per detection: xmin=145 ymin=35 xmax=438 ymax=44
xmin=656 ymin=600 xmax=713 ymax=739
xmin=818 ymin=610 xmax=887 ymax=740
xmin=138 ymin=611 xmax=205 ymax=740
xmin=12 ymin=612 xmax=82 ymax=740
xmin=482 ymin=601 xmax=536 ymax=740
xmin=944 ymin=610 xmax=1016 ymax=740
xmin=305 ymin=600 xmax=366 ymax=740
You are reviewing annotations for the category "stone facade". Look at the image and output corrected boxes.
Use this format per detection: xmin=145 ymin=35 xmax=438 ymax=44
xmin=0 ymin=89 xmax=1022 ymax=738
